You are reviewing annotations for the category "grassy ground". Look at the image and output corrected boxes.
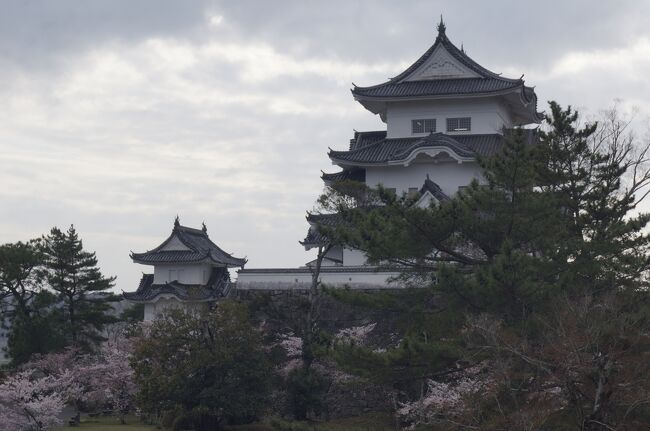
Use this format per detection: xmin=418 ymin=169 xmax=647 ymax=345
xmin=56 ymin=416 xmax=156 ymax=431
xmin=56 ymin=413 xmax=395 ymax=431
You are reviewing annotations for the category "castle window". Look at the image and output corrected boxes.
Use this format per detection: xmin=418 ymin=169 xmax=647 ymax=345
xmin=412 ymin=119 xmax=436 ymax=134
xmin=447 ymin=117 xmax=471 ymax=132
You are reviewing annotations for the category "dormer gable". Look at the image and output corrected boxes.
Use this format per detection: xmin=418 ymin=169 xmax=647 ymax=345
xmin=403 ymin=44 xmax=480 ymax=81
xmin=159 ymin=234 xmax=191 ymax=251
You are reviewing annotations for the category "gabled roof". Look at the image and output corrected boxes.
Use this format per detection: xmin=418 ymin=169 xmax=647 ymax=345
xmin=329 ymin=132 xmax=503 ymax=166
xmin=131 ymin=218 xmax=246 ymax=267
xmin=122 ymin=269 xmax=232 ymax=303
xmin=419 ymin=176 xmax=450 ymax=203
xmin=351 ymin=19 xmax=541 ymax=124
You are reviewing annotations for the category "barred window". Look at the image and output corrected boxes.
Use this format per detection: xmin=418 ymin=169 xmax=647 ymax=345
xmin=446 ymin=117 xmax=471 ymax=132
xmin=411 ymin=118 xmax=436 ymax=134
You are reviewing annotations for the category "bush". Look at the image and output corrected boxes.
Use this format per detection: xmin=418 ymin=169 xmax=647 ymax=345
xmin=286 ymin=367 xmax=329 ymax=420
xmin=132 ymin=301 xmax=272 ymax=430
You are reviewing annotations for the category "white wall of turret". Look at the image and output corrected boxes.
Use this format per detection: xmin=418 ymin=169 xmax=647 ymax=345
xmin=153 ymin=264 xmax=213 ymax=284
xmin=385 ymin=98 xmax=513 ymax=138
xmin=365 ymin=161 xmax=483 ymax=197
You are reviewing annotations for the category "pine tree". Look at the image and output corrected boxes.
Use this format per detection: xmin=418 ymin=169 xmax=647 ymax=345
xmin=537 ymin=102 xmax=650 ymax=295
xmin=0 ymin=240 xmax=43 ymax=318
xmin=40 ymin=225 xmax=118 ymax=349
xmin=317 ymin=102 xmax=650 ymax=428
xmin=0 ymin=240 xmax=66 ymax=364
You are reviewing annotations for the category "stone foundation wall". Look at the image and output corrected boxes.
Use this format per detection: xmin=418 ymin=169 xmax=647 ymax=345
xmin=324 ymin=380 xmax=394 ymax=419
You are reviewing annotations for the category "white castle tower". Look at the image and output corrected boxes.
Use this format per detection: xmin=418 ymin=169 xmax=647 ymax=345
xmin=236 ymin=19 xmax=540 ymax=290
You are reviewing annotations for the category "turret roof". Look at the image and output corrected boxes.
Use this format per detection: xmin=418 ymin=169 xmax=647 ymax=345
xmin=122 ymin=269 xmax=232 ymax=302
xmin=131 ymin=218 xmax=247 ymax=267
xmin=351 ymin=19 xmax=541 ymax=124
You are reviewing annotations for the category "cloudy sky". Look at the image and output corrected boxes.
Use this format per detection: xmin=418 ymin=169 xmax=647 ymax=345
xmin=2 ymin=0 xmax=650 ymax=291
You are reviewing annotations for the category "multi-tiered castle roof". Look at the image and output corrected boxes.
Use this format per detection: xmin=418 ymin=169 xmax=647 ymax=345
xmin=322 ymin=19 xmax=539 ymax=198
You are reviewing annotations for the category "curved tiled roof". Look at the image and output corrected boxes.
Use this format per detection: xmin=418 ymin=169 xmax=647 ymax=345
xmin=300 ymin=213 xmax=342 ymax=248
xmin=131 ymin=220 xmax=246 ymax=267
xmin=321 ymin=168 xmax=366 ymax=184
xmin=350 ymin=22 xmax=540 ymax=123
xmin=352 ymin=24 xmax=526 ymax=99
xmin=329 ymin=133 xmax=503 ymax=165
xmin=354 ymin=77 xmax=525 ymax=99
xmin=122 ymin=269 xmax=232 ymax=302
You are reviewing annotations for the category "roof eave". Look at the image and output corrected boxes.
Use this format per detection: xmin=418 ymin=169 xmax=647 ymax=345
xmin=352 ymin=86 xmax=526 ymax=103
xmin=131 ymin=256 xmax=157 ymax=266
xmin=122 ymin=292 xmax=218 ymax=303
xmin=329 ymin=154 xmax=476 ymax=168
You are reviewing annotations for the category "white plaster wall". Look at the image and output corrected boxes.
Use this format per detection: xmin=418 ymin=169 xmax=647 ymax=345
xmin=343 ymin=248 xmax=367 ymax=266
xmin=144 ymin=303 xmax=156 ymax=321
xmin=237 ymin=268 xmax=402 ymax=290
xmin=153 ymin=264 xmax=212 ymax=284
xmin=385 ymin=98 xmax=513 ymax=138
xmin=365 ymin=161 xmax=483 ymax=196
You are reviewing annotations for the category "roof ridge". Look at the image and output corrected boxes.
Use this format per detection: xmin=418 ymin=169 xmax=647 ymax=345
xmin=177 ymin=225 xmax=206 ymax=235
xmin=357 ymin=130 xmax=388 ymax=135
xmin=352 ymin=30 xmax=523 ymax=93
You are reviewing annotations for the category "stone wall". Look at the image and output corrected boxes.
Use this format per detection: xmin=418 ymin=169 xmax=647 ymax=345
xmin=324 ymin=379 xmax=394 ymax=419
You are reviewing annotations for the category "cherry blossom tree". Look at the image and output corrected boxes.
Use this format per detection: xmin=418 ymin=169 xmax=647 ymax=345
xmin=82 ymin=345 xmax=136 ymax=423
xmin=396 ymin=364 xmax=491 ymax=429
xmin=5 ymin=339 xmax=138 ymax=427
xmin=0 ymin=370 xmax=65 ymax=431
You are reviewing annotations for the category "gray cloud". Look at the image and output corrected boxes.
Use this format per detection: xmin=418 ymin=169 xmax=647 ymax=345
xmin=1 ymin=1 xmax=649 ymax=290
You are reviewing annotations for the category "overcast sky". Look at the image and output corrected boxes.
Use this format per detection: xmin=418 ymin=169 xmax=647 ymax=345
xmin=2 ymin=0 xmax=650 ymax=291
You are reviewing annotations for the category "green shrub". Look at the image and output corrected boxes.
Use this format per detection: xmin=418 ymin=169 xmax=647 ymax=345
xmin=286 ymin=367 xmax=329 ymax=420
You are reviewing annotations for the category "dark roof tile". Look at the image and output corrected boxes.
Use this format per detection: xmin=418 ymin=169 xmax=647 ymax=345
xmin=352 ymin=30 xmax=526 ymax=99
xmin=123 ymin=269 xmax=232 ymax=302
xmin=329 ymin=133 xmax=504 ymax=165
xmin=321 ymin=168 xmax=366 ymax=184
xmin=350 ymin=130 xmax=388 ymax=150
xmin=420 ymin=177 xmax=450 ymax=202
xmin=131 ymin=221 xmax=246 ymax=267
